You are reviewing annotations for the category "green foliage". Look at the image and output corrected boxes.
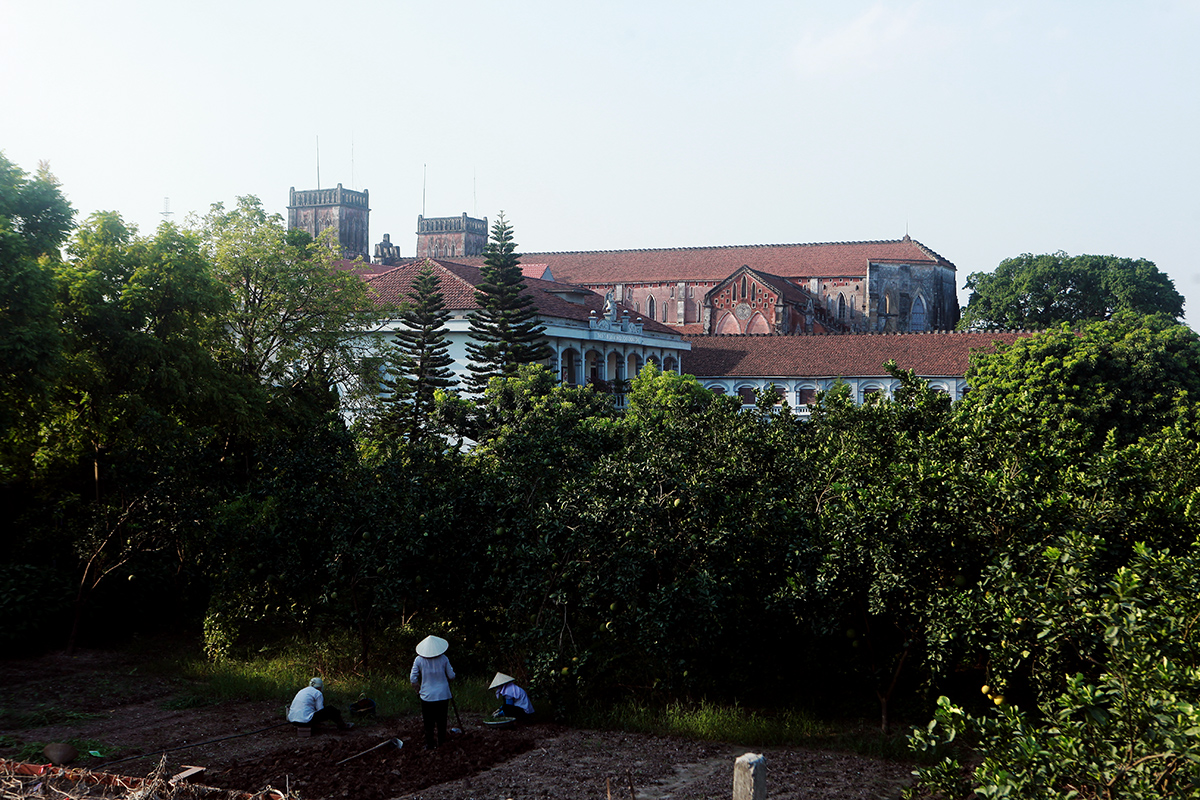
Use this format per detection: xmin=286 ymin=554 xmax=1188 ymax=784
xmin=960 ymin=317 xmax=1200 ymax=457
xmin=471 ymin=364 xmax=812 ymax=712
xmin=464 ymin=215 xmax=552 ymax=394
xmin=371 ymin=261 xmax=458 ymax=444
xmin=0 ymin=154 xmax=73 ymax=476
xmin=204 ymin=414 xmax=367 ymax=659
xmin=910 ymin=542 xmax=1200 ymax=799
xmin=784 ymin=365 xmax=966 ymax=732
xmin=958 ymin=252 xmax=1184 ymax=330
xmin=197 ymin=196 xmax=385 ymax=411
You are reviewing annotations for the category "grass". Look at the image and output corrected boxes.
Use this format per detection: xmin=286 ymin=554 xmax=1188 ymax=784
xmin=575 ymin=700 xmax=922 ymax=761
xmin=583 ymin=699 xmax=830 ymax=747
xmin=172 ymin=648 xmax=499 ymax=722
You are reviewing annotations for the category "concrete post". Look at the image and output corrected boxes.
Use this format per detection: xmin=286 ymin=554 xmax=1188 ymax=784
xmin=732 ymin=752 xmax=765 ymax=800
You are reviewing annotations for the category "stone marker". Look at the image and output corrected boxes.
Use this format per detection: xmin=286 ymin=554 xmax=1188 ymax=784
xmin=733 ymin=752 xmax=765 ymax=800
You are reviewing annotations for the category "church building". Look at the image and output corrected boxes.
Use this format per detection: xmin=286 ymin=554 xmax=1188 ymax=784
xmin=289 ymin=186 xmax=1020 ymax=406
xmin=458 ymin=238 xmax=961 ymax=335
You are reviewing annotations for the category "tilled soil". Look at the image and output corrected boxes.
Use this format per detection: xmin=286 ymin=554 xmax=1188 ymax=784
xmin=0 ymin=649 xmax=916 ymax=799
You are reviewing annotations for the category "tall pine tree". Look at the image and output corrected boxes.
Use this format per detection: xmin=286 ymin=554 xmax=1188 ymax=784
xmin=464 ymin=214 xmax=551 ymax=394
xmin=379 ymin=261 xmax=458 ymax=441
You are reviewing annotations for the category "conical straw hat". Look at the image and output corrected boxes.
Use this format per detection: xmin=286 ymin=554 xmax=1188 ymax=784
xmin=416 ymin=635 xmax=449 ymax=658
xmin=489 ymin=672 xmax=516 ymax=689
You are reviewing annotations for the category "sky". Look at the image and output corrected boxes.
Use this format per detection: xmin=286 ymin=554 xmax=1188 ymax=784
xmin=3 ymin=1 xmax=1199 ymax=325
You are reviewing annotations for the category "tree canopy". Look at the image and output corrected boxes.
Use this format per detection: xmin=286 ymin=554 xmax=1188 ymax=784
xmin=958 ymin=252 xmax=1184 ymax=330
xmin=0 ymin=154 xmax=73 ymax=472
xmin=197 ymin=196 xmax=386 ymax=410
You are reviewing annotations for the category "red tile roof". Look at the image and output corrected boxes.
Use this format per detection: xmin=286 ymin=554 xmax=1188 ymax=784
xmin=363 ymin=258 xmax=677 ymax=334
xmin=457 ymin=237 xmax=953 ymax=285
xmin=682 ymin=331 xmax=1034 ymax=378
xmin=521 ymin=264 xmax=553 ymax=281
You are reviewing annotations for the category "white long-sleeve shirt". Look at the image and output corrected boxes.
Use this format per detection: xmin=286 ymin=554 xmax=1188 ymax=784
xmin=496 ymin=682 xmax=534 ymax=714
xmin=287 ymin=686 xmax=324 ymax=723
xmin=410 ymin=654 xmax=455 ymax=701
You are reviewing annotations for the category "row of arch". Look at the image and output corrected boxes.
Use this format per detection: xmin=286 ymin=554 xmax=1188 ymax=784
xmin=427 ymin=240 xmax=460 ymax=258
xmin=702 ymin=378 xmax=964 ymax=407
xmin=553 ymin=345 xmax=680 ymax=388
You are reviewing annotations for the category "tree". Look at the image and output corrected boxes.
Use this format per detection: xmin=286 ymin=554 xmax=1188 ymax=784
xmin=958 ymin=315 xmax=1200 ymax=456
xmin=197 ymin=196 xmax=387 ymax=417
xmin=0 ymin=154 xmax=73 ymax=476
xmin=375 ymin=261 xmax=458 ymax=443
xmin=958 ymin=252 xmax=1184 ymax=331
xmin=43 ymin=214 xmax=229 ymax=494
xmin=909 ymin=541 xmax=1200 ymax=800
xmin=464 ymin=214 xmax=551 ymax=394
xmin=786 ymin=366 xmax=970 ymax=732
xmin=40 ymin=213 xmax=231 ymax=652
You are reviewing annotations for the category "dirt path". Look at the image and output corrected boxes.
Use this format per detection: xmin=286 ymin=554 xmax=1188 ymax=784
xmin=0 ymin=650 xmax=915 ymax=799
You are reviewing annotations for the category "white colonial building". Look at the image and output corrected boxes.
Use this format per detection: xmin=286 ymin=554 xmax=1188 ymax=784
xmin=361 ymin=259 xmax=690 ymax=393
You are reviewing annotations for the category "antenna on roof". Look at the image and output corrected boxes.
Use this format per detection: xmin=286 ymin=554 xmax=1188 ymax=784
xmin=160 ymin=197 xmax=173 ymax=221
xmin=351 ymin=131 xmax=355 ymax=190
xmin=316 ymin=135 xmax=321 ymax=189
xmin=473 ymin=167 xmax=477 ymax=217
xmin=422 ymin=164 xmax=427 ymax=216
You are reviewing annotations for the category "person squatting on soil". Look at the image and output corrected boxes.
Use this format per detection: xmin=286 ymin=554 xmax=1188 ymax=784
xmin=287 ymin=677 xmax=353 ymax=731
xmin=411 ymin=635 xmax=455 ymax=750
xmin=490 ymin=672 xmax=534 ymax=720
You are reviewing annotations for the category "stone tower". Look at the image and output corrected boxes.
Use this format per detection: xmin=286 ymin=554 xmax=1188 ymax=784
xmin=287 ymin=185 xmax=370 ymax=260
xmin=416 ymin=213 xmax=488 ymax=259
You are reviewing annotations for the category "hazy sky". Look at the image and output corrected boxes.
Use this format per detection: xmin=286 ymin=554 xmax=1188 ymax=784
xmin=4 ymin=1 xmax=1198 ymax=324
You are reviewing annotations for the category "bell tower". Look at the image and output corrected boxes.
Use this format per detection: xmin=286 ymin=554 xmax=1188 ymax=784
xmin=416 ymin=213 xmax=488 ymax=259
xmin=287 ymin=184 xmax=370 ymax=260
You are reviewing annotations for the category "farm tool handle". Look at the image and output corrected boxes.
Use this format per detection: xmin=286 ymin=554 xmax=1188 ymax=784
xmin=450 ymin=695 xmax=464 ymax=729
xmin=336 ymin=738 xmax=401 ymax=766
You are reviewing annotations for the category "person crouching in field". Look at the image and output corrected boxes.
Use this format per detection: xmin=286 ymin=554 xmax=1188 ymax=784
xmin=288 ymin=678 xmax=352 ymax=731
xmin=490 ymin=673 xmax=534 ymax=720
xmin=411 ymin=635 xmax=455 ymax=750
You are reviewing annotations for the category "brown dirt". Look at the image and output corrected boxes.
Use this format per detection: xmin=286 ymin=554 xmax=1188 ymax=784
xmin=0 ymin=649 xmax=916 ymax=799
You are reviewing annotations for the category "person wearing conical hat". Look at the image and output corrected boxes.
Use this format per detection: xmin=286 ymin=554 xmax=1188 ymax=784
xmin=410 ymin=635 xmax=455 ymax=749
xmin=490 ymin=672 xmax=534 ymax=720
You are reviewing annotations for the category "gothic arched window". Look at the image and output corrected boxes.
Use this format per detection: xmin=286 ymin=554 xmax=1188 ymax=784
xmin=911 ymin=296 xmax=927 ymax=331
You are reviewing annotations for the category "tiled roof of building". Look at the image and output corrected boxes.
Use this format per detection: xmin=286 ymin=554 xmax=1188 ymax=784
xmin=458 ymin=237 xmax=953 ymax=284
xmin=682 ymin=331 xmax=1035 ymax=378
xmin=521 ymin=264 xmax=553 ymax=281
xmin=364 ymin=258 xmax=677 ymax=334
